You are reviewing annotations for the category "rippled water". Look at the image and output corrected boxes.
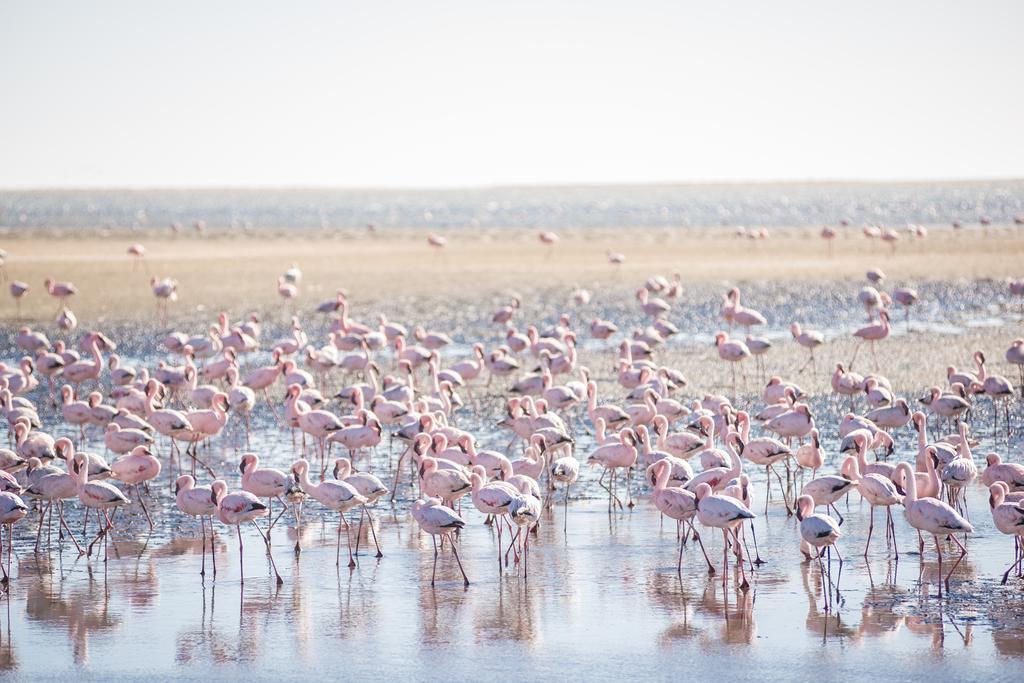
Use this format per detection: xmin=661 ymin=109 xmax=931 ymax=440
xmin=1 ymin=277 xmax=1023 ymax=678
xmin=2 ymin=180 xmax=1023 ymax=232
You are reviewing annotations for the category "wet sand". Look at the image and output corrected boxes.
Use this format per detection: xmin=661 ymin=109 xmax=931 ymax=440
xmin=3 ymin=226 xmax=1023 ymax=323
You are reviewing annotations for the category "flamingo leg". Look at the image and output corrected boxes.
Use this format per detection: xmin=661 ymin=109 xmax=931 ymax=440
xmin=200 ymin=516 xmax=207 ymax=577
xmin=864 ymin=505 xmax=874 ymax=557
xmin=250 ymin=520 xmax=283 ymax=584
xmin=237 ymin=525 xmax=245 ymax=584
xmin=430 ymin=534 xmax=439 ymax=586
xmin=450 ymin=534 xmax=470 ymax=587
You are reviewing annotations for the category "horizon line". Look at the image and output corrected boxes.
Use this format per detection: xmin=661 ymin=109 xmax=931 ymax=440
xmin=1 ymin=176 xmax=1023 ymax=194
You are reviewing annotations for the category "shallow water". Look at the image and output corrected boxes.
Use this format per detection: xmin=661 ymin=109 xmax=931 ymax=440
xmin=1 ymin=276 xmax=1023 ymax=679
xmin=3 ymin=180 xmax=1023 ymax=232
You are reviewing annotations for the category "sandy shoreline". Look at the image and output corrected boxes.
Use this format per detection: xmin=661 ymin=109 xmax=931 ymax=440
xmin=2 ymin=227 xmax=1023 ymax=321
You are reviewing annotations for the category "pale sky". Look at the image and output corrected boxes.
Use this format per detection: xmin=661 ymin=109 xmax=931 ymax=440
xmin=1 ymin=0 xmax=1022 ymax=188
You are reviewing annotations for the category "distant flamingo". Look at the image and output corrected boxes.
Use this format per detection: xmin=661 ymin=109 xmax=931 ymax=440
xmin=850 ymin=309 xmax=890 ymax=369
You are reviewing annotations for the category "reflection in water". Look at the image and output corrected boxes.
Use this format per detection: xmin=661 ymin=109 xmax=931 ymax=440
xmin=800 ymin=562 xmax=855 ymax=641
xmin=0 ymin=488 xmax=1020 ymax=675
xmin=25 ymin=574 xmax=122 ymax=666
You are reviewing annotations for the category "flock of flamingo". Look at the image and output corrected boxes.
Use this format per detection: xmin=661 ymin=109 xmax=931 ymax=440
xmin=0 ymin=232 xmax=1023 ymax=615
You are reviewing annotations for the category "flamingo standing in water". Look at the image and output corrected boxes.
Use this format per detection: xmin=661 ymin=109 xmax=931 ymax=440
xmin=714 ymin=332 xmax=751 ymax=393
xmin=795 ymin=494 xmax=842 ymax=612
xmin=0 ymin=492 xmax=28 ymax=582
xmin=790 ymin=323 xmax=824 ymax=374
xmin=71 ymin=451 xmax=130 ymax=561
xmin=333 ymin=458 xmax=388 ymax=558
xmin=842 ymin=456 xmax=902 ymax=558
xmin=695 ymin=482 xmax=755 ymax=591
xmin=411 ymin=497 xmax=470 ymax=587
xmin=895 ymin=462 xmax=973 ymax=598
xmin=216 ymin=486 xmax=283 ymax=585
xmin=650 ymin=460 xmax=715 ymax=575
xmin=111 ymin=445 xmax=161 ymax=529
xmin=175 ymin=475 xmax=226 ymax=577
xmin=988 ymin=482 xmax=1024 ymax=584
xmin=239 ymin=453 xmax=292 ymax=540
xmin=291 ymin=458 xmax=366 ymax=568
xmin=24 ymin=450 xmax=83 ymax=554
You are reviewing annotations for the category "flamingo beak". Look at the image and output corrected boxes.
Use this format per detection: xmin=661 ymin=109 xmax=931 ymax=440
xmin=795 ymin=507 xmax=804 ymax=522
xmin=238 ymin=461 xmax=247 ymax=474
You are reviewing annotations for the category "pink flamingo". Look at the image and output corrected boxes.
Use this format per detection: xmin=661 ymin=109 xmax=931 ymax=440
xmin=987 ymin=482 xmax=1024 ymax=584
xmin=790 ymin=322 xmax=824 ymax=373
xmin=216 ymin=486 xmax=283 ymax=584
xmin=0 ymin=492 xmax=28 ymax=582
xmin=175 ymin=475 xmax=226 ymax=577
xmin=468 ymin=465 xmax=518 ymax=573
xmin=291 ymin=458 xmax=366 ymax=568
xmin=239 ymin=453 xmax=291 ymax=538
xmin=714 ymin=332 xmax=751 ymax=393
xmin=71 ymin=450 xmax=130 ymax=561
xmin=411 ymin=497 xmax=469 ymax=586
xmin=44 ymin=277 xmax=77 ymax=310
xmin=333 ymin=458 xmax=388 ymax=558
xmin=795 ymin=494 xmax=842 ymax=612
xmin=849 ymin=310 xmax=890 ymax=370
xmin=896 ymin=462 xmax=973 ymax=598
xmin=24 ymin=453 xmax=86 ymax=553
xmin=111 ymin=445 xmax=161 ymax=529
xmin=842 ymin=456 xmax=902 ymax=558
xmin=695 ymin=481 xmax=755 ymax=591
xmin=586 ymin=428 xmax=638 ymax=510
xmin=9 ymin=281 xmax=29 ymax=316
xmin=650 ymin=460 xmax=715 ymax=575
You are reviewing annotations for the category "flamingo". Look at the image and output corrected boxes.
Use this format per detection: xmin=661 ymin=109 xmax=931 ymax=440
xmin=895 ymin=462 xmax=973 ymax=598
xmin=239 ymin=453 xmax=292 ymax=538
xmin=333 ymin=458 xmax=388 ymax=558
xmin=790 ymin=323 xmax=824 ymax=373
xmin=468 ymin=465 xmax=518 ymax=573
xmin=71 ymin=450 xmax=130 ymax=561
xmin=795 ymin=494 xmax=842 ymax=612
xmin=714 ymin=332 xmax=751 ymax=393
xmin=110 ymin=444 xmax=161 ymax=529
xmin=0 ymin=492 xmax=28 ymax=582
xmin=22 ymin=444 xmax=81 ymax=555
xmin=291 ymin=458 xmax=366 ymax=568
xmin=411 ymin=497 xmax=469 ymax=587
xmin=650 ymin=460 xmax=714 ymax=575
xmin=44 ymin=277 xmax=77 ymax=309
xmin=175 ymin=475 xmax=226 ymax=577
xmin=9 ymin=282 xmax=29 ymax=316
xmin=694 ymin=482 xmax=755 ymax=591
xmin=586 ymin=428 xmax=638 ymax=510
xmin=216 ymin=486 xmax=283 ymax=584
xmin=988 ymin=483 xmax=1024 ymax=584
xmin=850 ymin=310 xmax=890 ymax=370
xmin=842 ymin=456 xmax=902 ymax=558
